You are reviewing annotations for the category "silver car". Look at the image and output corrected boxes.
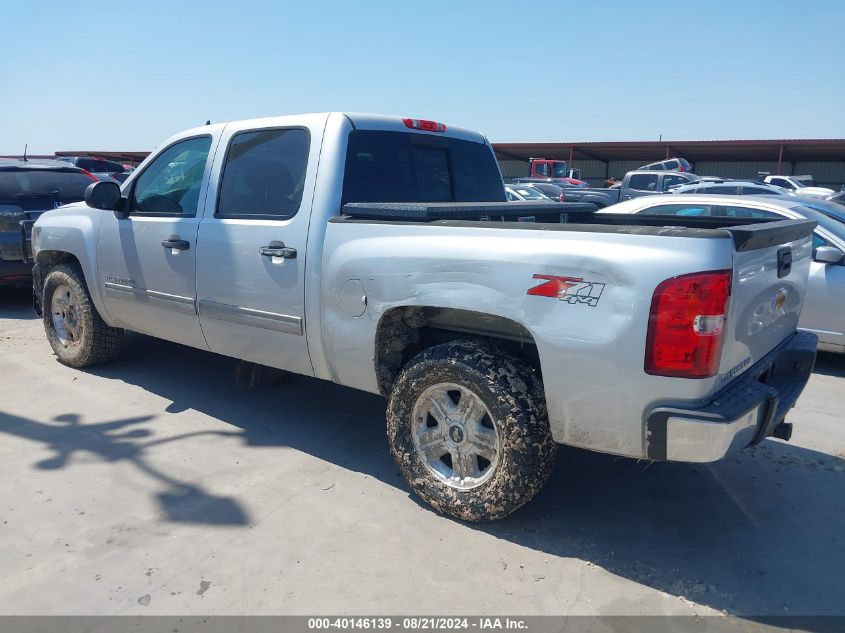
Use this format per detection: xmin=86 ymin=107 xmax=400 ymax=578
xmin=505 ymin=184 xmax=553 ymax=201
xmin=601 ymin=194 xmax=845 ymax=352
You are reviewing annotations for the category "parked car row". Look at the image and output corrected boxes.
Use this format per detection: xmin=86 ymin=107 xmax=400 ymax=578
xmin=505 ymin=163 xmax=845 ymax=356
xmin=514 ymin=170 xmax=698 ymax=208
xmin=1 ymin=159 xmax=97 ymax=285
xmin=598 ymin=194 xmax=845 ymax=353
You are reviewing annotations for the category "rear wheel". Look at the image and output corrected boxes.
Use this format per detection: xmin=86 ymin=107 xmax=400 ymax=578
xmin=42 ymin=264 xmax=123 ymax=367
xmin=386 ymin=340 xmax=556 ymax=521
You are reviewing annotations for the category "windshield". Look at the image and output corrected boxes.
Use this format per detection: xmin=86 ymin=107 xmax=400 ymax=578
xmin=0 ymin=169 xmax=93 ymax=209
xmin=794 ymin=204 xmax=845 ymax=241
xmin=793 ymin=176 xmax=815 ymax=188
xmin=552 ymin=163 xmax=569 ymax=178
xmin=342 ymin=131 xmax=504 ymax=203
xmin=795 ymin=201 xmax=845 ymax=237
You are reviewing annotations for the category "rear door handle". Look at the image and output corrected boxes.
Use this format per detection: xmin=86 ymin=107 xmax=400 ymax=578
xmin=259 ymin=244 xmax=297 ymax=259
xmin=161 ymin=238 xmax=190 ymax=250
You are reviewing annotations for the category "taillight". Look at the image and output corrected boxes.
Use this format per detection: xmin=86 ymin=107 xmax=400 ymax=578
xmin=645 ymin=270 xmax=731 ymax=378
xmin=558 ymin=194 xmax=565 ymax=202
xmin=81 ymin=169 xmax=98 ymax=181
xmin=403 ymin=118 xmax=446 ymax=132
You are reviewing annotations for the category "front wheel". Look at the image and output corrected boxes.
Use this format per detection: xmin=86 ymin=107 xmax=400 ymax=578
xmin=386 ymin=341 xmax=557 ymax=521
xmin=42 ymin=264 xmax=123 ymax=368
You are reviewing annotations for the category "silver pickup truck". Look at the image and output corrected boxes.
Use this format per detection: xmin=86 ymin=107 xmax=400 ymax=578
xmin=30 ymin=112 xmax=817 ymax=521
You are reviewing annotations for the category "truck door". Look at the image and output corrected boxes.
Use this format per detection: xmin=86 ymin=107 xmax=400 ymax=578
xmin=96 ymin=134 xmax=218 ymax=350
xmin=802 ymin=230 xmax=845 ymax=348
xmin=195 ymin=117 xmax=324 ymax=376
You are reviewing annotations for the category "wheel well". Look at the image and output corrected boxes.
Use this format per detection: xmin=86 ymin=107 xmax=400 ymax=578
xmin=33 ymin=251 xmax=82 ymax=315
xmin=36 ymin=250 xmax=81 ymax=269
xmin=374 ymin=306 xmax=542 ymax=396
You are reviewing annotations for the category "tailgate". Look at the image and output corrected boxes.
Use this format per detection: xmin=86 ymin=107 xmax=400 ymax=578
xmin=718 ymin=219 xmax=816 ymax=383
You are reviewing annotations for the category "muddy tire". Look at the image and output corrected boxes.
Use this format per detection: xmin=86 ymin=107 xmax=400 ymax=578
xmin=386 ymin=340 xmax=557 ymax=521
xmin=42 ymin=264 xmax=123 ymax=368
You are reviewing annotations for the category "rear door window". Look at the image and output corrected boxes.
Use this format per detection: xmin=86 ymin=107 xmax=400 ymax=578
xmin=215 ymin=128 xmax=311 ymax=219
xmin=216 ymin=128 xmax=311 ymax=219
xmin=342 ymin=131 xmax=505 ymax=203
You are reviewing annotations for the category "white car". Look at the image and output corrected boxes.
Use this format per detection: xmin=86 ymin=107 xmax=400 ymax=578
xmin=600 ymin=194 xmax=845 ymax=352
xmin=764 ymin=175 xmax=836 ymax=198
xmin=505 ymin=184 xmax=553 ymax=201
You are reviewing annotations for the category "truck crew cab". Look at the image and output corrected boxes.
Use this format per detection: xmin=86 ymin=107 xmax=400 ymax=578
xmin=30 ymin=112 xmax=817 ymax=521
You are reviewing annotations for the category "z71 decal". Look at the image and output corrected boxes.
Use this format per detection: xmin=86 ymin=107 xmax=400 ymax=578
xmin=527 ymin=274 xmax=605 ymax=307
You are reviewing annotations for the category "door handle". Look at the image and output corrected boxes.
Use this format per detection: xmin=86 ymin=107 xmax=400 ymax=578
xmin=161 ymin=238 xmax=190 ymax=250
xmin=259 ymin=244 xmax=297 ymax=259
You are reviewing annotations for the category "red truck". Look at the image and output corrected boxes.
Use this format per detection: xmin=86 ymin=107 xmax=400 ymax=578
xmin=526 ymin=158 xmax=585 ymax=185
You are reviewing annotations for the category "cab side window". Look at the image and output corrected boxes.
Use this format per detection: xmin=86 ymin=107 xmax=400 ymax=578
xmin=216 ymin=128 xmax=310 ymax=220
xmin=628 ymin=174 xmax=659 ymax=191
xmin=131 ymin=136 xmax=212 ymax=216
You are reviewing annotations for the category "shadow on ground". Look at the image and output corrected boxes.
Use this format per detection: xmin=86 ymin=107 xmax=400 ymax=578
xmin=0 ymin=286 xmax=36 ymax=320
xmin=812 ymin=350 xmax=845 ymax=378
xmin=1 ymin=327 xmax=843 ymax=624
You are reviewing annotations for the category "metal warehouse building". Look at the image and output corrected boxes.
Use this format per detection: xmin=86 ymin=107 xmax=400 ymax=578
xmin=494 ymin=139 xmax=845 ymax=190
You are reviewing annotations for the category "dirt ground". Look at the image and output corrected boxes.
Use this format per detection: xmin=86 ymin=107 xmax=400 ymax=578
xmin=1 ymin=286 xmax=843 ymax=621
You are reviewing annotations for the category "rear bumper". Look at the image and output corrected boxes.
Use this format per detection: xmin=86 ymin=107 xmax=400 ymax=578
xmin=645 ymin=331 xmax=817 ymax=462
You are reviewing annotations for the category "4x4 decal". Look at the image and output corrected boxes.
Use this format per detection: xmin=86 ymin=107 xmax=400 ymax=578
xmin=527 ymin=274 xmax=605 ymax=307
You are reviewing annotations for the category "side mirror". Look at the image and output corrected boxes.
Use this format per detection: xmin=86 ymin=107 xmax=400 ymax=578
xmin=813 ymin=245 xmax=845 ymax=265
xmin=84 ymin=181 xmax=122 ymax=211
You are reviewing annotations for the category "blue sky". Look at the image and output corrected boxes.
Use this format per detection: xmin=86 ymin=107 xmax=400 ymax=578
xmin=2 ymin=0 xmax=844 ymax=153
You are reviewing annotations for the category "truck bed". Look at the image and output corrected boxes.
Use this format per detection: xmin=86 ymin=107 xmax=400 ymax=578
xmin=342 ymin=201 xmax=597 ymax=221
xmin=338 ymin=202 xmax=815 ymax=251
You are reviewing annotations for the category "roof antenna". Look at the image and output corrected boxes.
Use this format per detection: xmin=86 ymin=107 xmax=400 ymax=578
xmin=23 ymin=144 xmax=28 ymax=162
xmin=206 ymin=120 xmax=211 ymax=126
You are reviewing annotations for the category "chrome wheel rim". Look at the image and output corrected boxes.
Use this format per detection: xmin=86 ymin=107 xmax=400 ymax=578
xmin=411 ymin=383 xmax=500 ymax=490
xmin=51 ymin=284 xmax=80 ymax=347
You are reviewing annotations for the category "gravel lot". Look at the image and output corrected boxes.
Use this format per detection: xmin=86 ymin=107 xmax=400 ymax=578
xmin=1 ymin=286 xmax=843 ymax=619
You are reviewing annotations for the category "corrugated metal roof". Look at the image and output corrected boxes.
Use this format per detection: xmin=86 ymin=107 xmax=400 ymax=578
xmin=493 ymin=139 xmax=845 ymax=162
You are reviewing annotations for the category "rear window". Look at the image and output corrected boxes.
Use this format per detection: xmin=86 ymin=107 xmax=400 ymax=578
xmin=342 ymin=131 xmax=505 ymax=204
xmin=0 ymin=169 xmax=93 ymax=207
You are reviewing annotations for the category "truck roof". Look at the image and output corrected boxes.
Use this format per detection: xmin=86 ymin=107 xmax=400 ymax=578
xmin=173 ymin=113 xmax=488 ymax=145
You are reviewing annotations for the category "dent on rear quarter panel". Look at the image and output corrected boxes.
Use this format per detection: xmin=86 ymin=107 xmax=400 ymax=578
xmin=322 ymin=220 xmax=734 ymax=459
